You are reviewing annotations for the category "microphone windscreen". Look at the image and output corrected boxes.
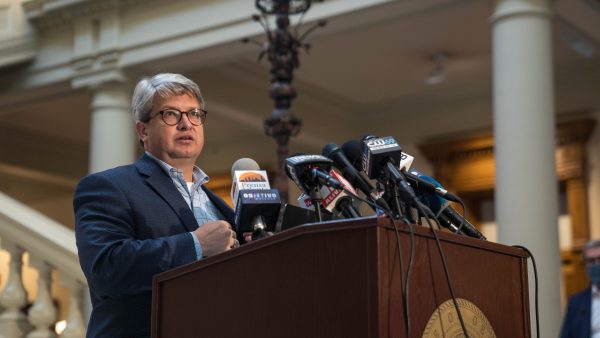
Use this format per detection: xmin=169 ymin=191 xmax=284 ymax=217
xmin=418 ymin=173 xmax=443 ymax=188
xmin=341 ymin=140 xmax=363 ymax=171
xmin=321 ymin=143 xmax=338 ymax=158
xmin=231 ymin=158 xmax=260 ymax=178
xmin=416 ymin=175 xmax=448 ymax=214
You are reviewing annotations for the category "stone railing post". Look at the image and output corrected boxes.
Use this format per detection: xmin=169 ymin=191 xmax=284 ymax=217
xmin=0 ymin=241 xmax=32 ymax=338
xmin=26 ymin=257 xmax=56 ymax=338
xmin=56 ymin=274 xmax=85 ymax=338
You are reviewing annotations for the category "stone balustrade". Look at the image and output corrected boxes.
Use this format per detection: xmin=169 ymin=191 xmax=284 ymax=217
xmin=0 ymin=192 xmax=86 ymax=338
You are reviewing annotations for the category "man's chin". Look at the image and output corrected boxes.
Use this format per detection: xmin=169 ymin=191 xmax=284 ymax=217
xmin=169 ymin=151 xmax=200 ymax=161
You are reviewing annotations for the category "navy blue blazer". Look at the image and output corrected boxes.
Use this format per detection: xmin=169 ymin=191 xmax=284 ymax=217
xmin=560 ymin=287 xmax=591 ymax=338
xmin=74 ymin=154 xmax=234 ymax=338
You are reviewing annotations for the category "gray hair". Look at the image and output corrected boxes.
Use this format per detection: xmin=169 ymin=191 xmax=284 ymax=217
xmin=132 ymin=73 xmax=204 ymax=122
xmin=584 ymin=240 xmax=600 ymax=258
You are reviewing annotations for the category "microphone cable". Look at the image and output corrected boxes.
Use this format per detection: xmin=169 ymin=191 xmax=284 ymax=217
xmin=344 ymin=186 xmax=470 ymax=337
xmin=388 ymin=212 xmax=415 ymax=338
xmin=512 ymin=245 xmax=540 ymax=338
xmin=416 ymin=201 xmax=471 ymax=338
xmin=453 ymin=197 xmax=469 ymax=235
xmin=347 ymin=181 xmax=534 ymax=337
xmin=341 ymin=187 xmax=413 ymax=337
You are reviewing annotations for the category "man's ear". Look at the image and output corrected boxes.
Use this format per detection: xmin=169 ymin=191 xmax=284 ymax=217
xmin=135 ymin=121 xmax=148 ymax=144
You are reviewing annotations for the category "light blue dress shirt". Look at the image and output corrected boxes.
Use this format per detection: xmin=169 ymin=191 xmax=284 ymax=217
xmin=146 ymin=152 xmax=224 ymax=259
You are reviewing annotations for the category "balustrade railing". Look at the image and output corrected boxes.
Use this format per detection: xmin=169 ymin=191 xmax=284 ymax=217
xmin=0 ymin=192 xmax=86 ymax=338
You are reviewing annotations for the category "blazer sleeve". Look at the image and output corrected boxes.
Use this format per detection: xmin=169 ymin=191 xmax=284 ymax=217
xmin=559 ymin=290 xmax=589 ymax=338
xmin=559 ymin=297 xmax=575 ymax=338
xmin=74 ymin=172 xmax=197 ymax=298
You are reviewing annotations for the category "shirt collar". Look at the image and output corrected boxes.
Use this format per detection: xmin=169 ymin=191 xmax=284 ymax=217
xmin=145 ymin=151 xmax=209 ymax=185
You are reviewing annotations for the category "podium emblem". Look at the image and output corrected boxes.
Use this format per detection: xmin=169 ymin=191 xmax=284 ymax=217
xmin=422 ymin=298 xmax=496 ymax=338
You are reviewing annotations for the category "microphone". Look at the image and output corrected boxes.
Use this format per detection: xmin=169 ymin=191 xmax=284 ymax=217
xmin=342 ymin=139 xmax=414 ymax=175
xmin=415 ymin=175 xmax=486 ymax=240
xmin=345 ymin=138 xmax=460 ymax=204
xmin=322 ymin=142 xmax=390 ymax=212
xmin=285 ymin=154 xmax=347 ymax=222
xmin=321 ymin=169 xmax=361 ymax=218
xmin=405 ymin=169 xmax=461 ymax=203
xmin=299 ymin=169 xmax=361 ymax=219
xmin=230 ymin=158 xmax=264 ymax=203
xmin=285 ymin=154 xmax=343 ymax=193
xmin=230 ymin=158 xmax=281 ymax=241
xmin=440 ymin=206 xmax=486 ymax=240
xmin=341 ymin=139 xmax=365 ymax=172
xmin=361 ymin=135 xmax=417 ymax=203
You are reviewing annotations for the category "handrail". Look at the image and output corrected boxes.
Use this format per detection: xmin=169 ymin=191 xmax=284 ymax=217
xmin=0 ymin=191 xmax=85 ymax=284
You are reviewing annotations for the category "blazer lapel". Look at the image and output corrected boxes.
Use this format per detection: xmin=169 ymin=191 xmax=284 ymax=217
xmin=135 ymin=154 xmax=198 ymax=232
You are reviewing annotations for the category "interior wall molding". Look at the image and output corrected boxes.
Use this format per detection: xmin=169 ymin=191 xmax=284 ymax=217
xmin=23 ymin=0 xmax=151 ymax=30
xmin=418 ymin=117 xmax=597 ymax=299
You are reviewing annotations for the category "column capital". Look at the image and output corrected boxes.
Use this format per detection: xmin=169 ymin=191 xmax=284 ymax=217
xmin=88 ymin=81 xmax=132 ymax=112
xmin=71 ymin=68 xmax=128 ymax=90
xmin=490 ymin=0 xmax=552 ymax=24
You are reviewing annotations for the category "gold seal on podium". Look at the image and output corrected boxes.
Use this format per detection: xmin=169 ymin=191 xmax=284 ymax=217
xmin=422 ymin=298 xmax=496 ymax=338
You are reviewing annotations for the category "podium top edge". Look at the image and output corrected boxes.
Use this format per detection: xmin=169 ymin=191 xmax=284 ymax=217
xmin=153 ymin=216 xmax=528 ymax=284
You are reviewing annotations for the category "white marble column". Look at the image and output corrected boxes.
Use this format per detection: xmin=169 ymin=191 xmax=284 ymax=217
xmin=491 ymin=0 xmax=561 ymax=336
xmin=88 ymin=82 xmax=136 ymax=174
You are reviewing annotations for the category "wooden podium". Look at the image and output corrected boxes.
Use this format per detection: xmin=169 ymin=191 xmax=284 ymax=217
xmin=151 ymin=217 xmax=530 ymax=337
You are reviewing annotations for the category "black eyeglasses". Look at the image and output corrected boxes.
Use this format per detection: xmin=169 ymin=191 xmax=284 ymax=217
xmin=152 ymin=108 xmax=208 ymax=126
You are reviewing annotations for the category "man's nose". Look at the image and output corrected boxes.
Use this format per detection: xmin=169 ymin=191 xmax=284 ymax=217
xmin=177 ymin=112 xmax=193 ymax=129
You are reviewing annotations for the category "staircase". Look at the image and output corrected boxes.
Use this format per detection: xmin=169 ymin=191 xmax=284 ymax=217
xmin=0 ymin=192 xmax=86 ymax=338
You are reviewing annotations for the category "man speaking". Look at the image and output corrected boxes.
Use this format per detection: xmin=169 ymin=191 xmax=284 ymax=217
xmin=74 ymin=73 xmax=237 ymax=338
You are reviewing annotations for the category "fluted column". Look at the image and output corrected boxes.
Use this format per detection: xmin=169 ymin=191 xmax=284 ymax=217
xmin=491 ymin=0 xmax=561 ymax=336
xmin=0 ymin=242 xmax=32 ymax=338
xmin=88 ymin=82 xmax=136 ymax=173
xmin=26 ymin=258 xmax=56 ymax=338
xmin=57 ymin=275 xmax=85 ymax=338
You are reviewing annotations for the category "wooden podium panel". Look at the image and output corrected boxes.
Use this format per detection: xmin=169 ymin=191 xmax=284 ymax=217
xmin=152 ymin=217 xmax=530 ymax=337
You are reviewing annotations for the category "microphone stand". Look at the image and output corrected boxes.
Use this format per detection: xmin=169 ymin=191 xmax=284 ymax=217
xmin=384 ymin=181 xmax=412 ymax=224
xmin=337 ymin=199 xmax=361 ymax=218
xmin=309 ymin=186 xmax=323 ymax=222
xmin=251 ymin=215 xmax=271 ymax=241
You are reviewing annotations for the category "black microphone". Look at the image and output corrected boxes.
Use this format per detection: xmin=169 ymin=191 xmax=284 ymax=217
xmin=285 ymin=154 xmax=343 ymax=193
xmin=341 ymin=139 xmax=365 ymax=172
xmin=441 ymin=207 xmax=486 ymax=240
xmin=416 ymin=175 xmax=486 ymax=240
xmin=404 ymin=169 xmax=461 ymax=203
xmin=361 ymin=135 xmax=417 ymax=204
xmin=231 ymin=158 xmax=281 ymax=242
xmin=322 ymin=142 xmax=390 ymax=212
xmin=285 ymin=154 xmax=348 ymax=222
xmin=296 ymin=168 xmax=362 ymax=219
xmin=348 ymin=141 xmax=460 ymax=204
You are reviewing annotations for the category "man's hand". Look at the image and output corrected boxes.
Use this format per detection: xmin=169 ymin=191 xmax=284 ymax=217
xmin=193 ymin=220 xmax=237 ymax=257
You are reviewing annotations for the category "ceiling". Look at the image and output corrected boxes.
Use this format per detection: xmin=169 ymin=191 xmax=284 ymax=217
xmin=143 ymin=0 xmax=600 ymax=170
xmin=0 ymin=0 xmax=599 ymax=209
